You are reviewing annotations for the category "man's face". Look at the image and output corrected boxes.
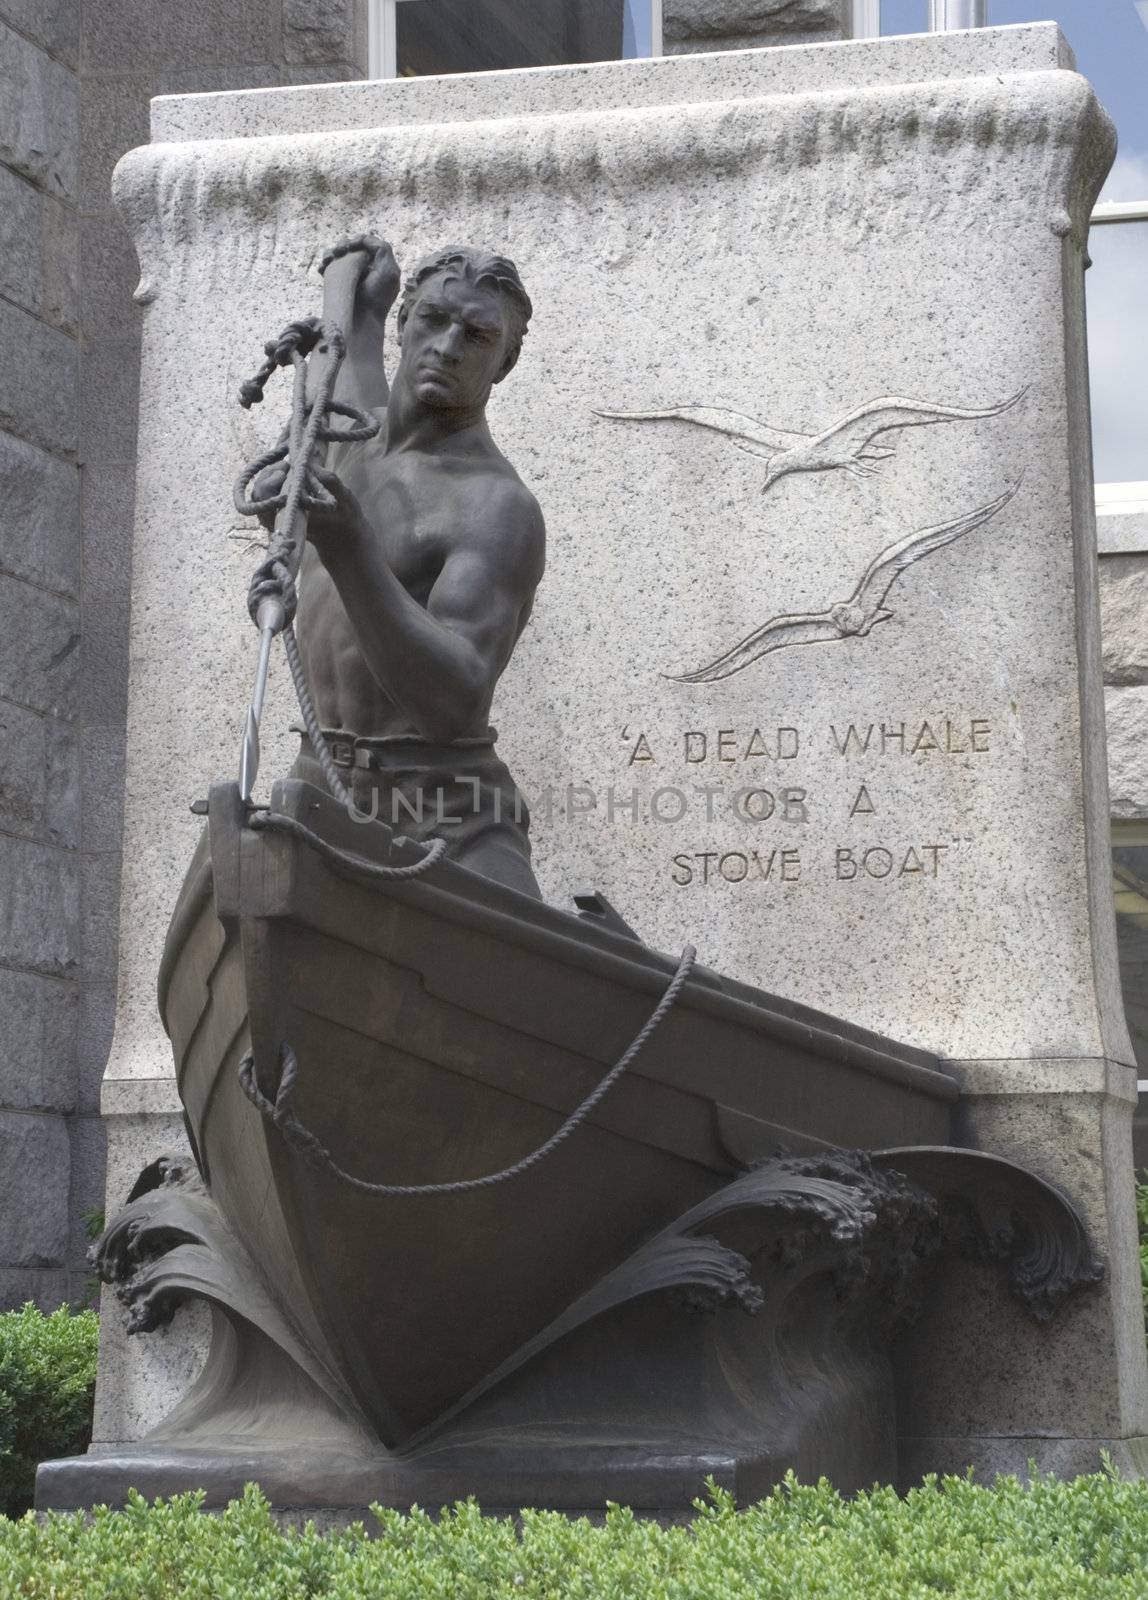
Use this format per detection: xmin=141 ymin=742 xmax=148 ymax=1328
xmin=400 ymin=272 xmax=514 ymax=412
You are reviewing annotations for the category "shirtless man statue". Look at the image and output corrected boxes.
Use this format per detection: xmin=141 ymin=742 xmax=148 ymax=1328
xmin=266 ymin=235 xmax=545 ymax=899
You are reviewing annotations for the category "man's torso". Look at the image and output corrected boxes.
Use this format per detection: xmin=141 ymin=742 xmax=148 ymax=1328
xmin=296 ymin=434 xmax=529 ymax=738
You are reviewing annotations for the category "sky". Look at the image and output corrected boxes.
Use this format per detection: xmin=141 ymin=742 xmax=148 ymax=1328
xmin=882 ymin=1 xmax=1148 ymax=482
xmin=881 ymin=1 xmax=1148 ymax=188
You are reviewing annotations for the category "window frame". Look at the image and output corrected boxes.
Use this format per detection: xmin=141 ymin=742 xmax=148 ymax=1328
xmin=849 ymin=0 xmax=987 ymax=36
xmin=1090 ymin=202 xmax=1148 ymax=535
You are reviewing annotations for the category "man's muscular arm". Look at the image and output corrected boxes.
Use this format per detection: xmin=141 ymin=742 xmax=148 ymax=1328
xmin=311 ymin=475 xmax=545 ymax=743
xmin=320 ymin=236 xmax=401 ymax=420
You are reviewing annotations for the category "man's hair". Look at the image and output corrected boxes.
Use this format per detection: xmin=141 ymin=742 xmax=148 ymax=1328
xmin=398 ymin=246 xmax=533 ymax=366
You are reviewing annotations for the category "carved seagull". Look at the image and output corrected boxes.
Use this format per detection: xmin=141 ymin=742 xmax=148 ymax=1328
xmin=668 ymin=480 xmax=1021 ymax=684
xmin=597 ymin=388 xmax=1026 ymax=493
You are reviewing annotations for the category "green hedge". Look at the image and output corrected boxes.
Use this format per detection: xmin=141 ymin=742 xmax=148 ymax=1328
xmin=1 ymin=1472 xmax=1148 ymax=1598
xmin=0 ymin=1305 xmax=99 ymax=1520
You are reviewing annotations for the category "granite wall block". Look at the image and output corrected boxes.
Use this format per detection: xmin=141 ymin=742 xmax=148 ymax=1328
xmin=39 ymin=190 xmax=78 ymax=332
xmin=0 ymin=430 xmax=80 ymax=595
xmin=79 ymin=851 xmax=122 ymax=985
xmin=0 ymin=833 xmax=79 ymax=976
xmin=81 ymin=0 xmax=276 ymax=75
xmin=664 ymin=0 xmax=850 ymax=51
xmin=0 ymin=161 xmax=41 ymax=312
xmin=283 ymin=0 xmax=366 ymax=67
xmin=0 ymin=168 xmax=76 ymax=332
xmin=0 ymin=968 xmax=77 ymax=1112
xmin=0 ymin=1268 xmax=72 ymax=1311
xmin=0 ymin=298 xmax=78 ymax=458
xmin=0 ymin=1111 xmax=71 ymax=1266
xmin=0 ymin=0 xmax=79 ymax=68
xmin=0 ymin=698 xmax=77 ymax=844
xmin=1106 ymin=685 xmax=1148 ymax=821
xmin=1100 ymin=554 xmax=1148 ymax=688
xmin=0 ymin=19 xmax=76 ymax=198
xmin=0 ymin=572 xmax=78 ymax=717
xmin=77 ymin=76 xmax=148 ymax=213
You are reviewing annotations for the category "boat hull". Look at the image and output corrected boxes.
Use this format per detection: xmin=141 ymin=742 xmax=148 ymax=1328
xmin=159 ymin=779 xmax=957 ymax=1447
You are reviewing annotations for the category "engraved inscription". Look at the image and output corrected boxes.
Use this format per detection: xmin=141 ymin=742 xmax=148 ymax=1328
xmin=672 ymin=849 xmax=802 ymax=886
xmin=683 ymin=728 xmax=800 ymax=762
xmin=835 ymin=845 xmax=949 ymax=879
xmin=602 ymin=713 xmax=993 ymax=889
xmin=831 ymin=719 xmax=990 ymax=756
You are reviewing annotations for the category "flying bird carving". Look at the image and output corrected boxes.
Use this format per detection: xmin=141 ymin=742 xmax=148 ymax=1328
xmin=597 ymin=387 xmax=1026 ymax=493
xmin=668 ymin=480 xmax=1021 ymax=684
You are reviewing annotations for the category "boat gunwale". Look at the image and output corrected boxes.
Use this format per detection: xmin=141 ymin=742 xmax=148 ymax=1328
xmin=248 ymin=788 xmax=961 ymax=1109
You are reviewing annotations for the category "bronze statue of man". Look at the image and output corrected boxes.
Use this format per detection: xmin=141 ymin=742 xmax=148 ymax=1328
xmin=280 ymin=236 xmax=546 ymax=898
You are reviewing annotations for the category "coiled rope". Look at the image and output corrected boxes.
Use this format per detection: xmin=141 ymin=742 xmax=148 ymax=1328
xmin=233 ymin=310 xmax=379 ymax=811
xmin=245 ymin=806 xmax=446 ymax=878
xmin=238 ymin=943 xmax=695 ymax=1195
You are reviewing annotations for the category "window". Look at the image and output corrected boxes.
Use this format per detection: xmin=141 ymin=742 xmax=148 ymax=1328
xmin=851 ymin=0 xmax=987 ymax=33
xmin=1088 ymin=209 xmax=1148 ymax=491
xmin=851 ymin=3 xmax=1148 ymax=488
xmin=369 ymin=0 xmax=662 ymax=80
xmin=1112 ymin=836 xmax=1148 ymax=1086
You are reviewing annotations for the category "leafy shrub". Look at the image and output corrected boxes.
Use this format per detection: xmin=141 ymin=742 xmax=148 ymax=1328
xmin=0 ymin=1304 xmax=99 ymax=1518
xmin=2 ymin=1470 xmax=1148 ymax=1598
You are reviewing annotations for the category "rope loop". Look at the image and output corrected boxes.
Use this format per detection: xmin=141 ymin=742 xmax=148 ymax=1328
xmin=237 ymin=316 xmax=323 ymax=409
xmin=246 ymin=804 xmax=448 ymax=879
xmin=247 ymin=555 xmax=298 ymax=630
xmin=315 ymin=397 xmax=380 ymax=445
xmin=233 ymin=439 xmax=290 ymax=518
xmin=238 ymin=944 xmax=695 ymax=1197
xmin=318 ymin=233 xmax=386 ymax=277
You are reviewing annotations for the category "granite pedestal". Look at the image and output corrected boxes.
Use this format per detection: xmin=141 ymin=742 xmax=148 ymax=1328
xmin=68 ymin=23 xmax=1148 ymax=1505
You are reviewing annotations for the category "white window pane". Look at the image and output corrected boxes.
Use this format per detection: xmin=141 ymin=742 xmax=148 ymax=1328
xmin=1087 ymin=218 xmax=1148 ymax=485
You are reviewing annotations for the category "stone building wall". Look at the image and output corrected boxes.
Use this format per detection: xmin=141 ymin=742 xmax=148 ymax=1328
xmin=1103 ymin=522 xmax=1148 ymax=828
xmin=0 ymin=0 xmax=368 ymax=1311
xmin=0 ymin=0 xmax=83 ymax=1309
xmin=1100 ymin=502 xmax=1148 ymax=1088
xmin=663 ymin=0 xmax=852 ymax=53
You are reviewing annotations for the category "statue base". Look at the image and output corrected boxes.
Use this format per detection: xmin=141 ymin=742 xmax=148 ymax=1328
xmin=37 ymin=1432 xmax=886 ymax=1519
xmin=37 ymin=1144 xmax=1102 ymax=1514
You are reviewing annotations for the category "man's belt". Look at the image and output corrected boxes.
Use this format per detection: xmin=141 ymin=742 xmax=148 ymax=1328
xmin=325 ymin=736 xmax=356 ymax=770
xmin=324 ymin=739 xmax=387 ymax=773
xmin=314 ymin=729 xmax=498 ymax=772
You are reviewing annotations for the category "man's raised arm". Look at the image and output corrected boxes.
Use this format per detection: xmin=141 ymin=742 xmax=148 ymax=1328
xmin=320 ymin=235 xmax=401 ymax=420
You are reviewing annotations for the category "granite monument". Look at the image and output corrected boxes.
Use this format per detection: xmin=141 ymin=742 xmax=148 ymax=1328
xmin=37 ymin=23 xmax=1148 ymax=1512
